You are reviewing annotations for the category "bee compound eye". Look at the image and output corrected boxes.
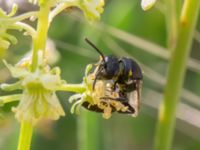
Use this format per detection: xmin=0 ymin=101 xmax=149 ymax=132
xmin=104 ymin=63 xmax=107 ymax=69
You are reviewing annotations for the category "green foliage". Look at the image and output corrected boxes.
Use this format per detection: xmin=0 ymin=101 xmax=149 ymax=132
xmin=0 ymin=0 xmax=200 ymax=150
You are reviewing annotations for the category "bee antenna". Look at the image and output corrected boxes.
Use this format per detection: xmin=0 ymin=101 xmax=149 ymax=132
xmin=92 ymin=75 xmax=98 ymax=90
xmin=85 ymin=38 xmax=106 ymax=62
xmin=92 ymin=66 xmax=103 ymax=90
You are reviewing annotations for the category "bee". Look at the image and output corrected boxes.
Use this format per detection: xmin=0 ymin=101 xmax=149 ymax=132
xmin=82 ymin=38 xmax=143 ymax=117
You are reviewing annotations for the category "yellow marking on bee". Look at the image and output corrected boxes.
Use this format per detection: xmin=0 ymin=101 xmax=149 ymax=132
xmin=129 ymin=70 xmax=133 ymax=76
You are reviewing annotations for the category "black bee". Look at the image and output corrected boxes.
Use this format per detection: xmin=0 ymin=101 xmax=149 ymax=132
xmin=82 ymin=38 xmax=143 ymax=116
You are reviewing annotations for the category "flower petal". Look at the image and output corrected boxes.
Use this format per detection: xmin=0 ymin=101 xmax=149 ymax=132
xmin=40 ymin=74 xmax=61 ymax=90
xmin=13 ymin=88 xmax=65 ymax=124
xmin=3 ymin=60 xmax=29 ymax=78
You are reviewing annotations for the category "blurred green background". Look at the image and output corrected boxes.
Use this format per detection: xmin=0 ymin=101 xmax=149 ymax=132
xmin=0 ymin=0 xmax=200 ymax=150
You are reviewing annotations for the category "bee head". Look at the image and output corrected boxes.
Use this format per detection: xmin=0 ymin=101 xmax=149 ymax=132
xmin=97 ymin=56 xmax=119 ymax=80
xmin=85 ymin=38 xmax=119 ymax=90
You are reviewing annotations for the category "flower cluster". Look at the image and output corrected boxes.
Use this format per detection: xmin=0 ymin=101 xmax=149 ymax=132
xmin=0 ymin=0 xmax=106 ymax=126
xmin=0 ymin=4 xmax=18 ymax=51
xmin=1 ymin=52 xmax=65 ymax=124
xmin=0 ymin=0 xmax=150 ymax=125
xmin=69 ymin=64 xmax=128 ymax=119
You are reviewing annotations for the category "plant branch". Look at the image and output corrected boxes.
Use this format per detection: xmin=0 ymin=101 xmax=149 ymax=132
xmin=49 ymin=2 xmax=76 ymax=24
xmin=57 ymin=84 xmax=86 ymax=93
xmin=14 ymin=22 xmax=37 ymax=37
xmin=154 ymin=1 xmax=200 ymax=150
xmin=165 ymin=0 xmax=177 ymax=49
xmin=0 ymin=94 xmax=21 ymax=106
xmin=31 ymin=4 xmax=51 ymax=72
xmin=12 ymin=11 xmax=38 ymax=22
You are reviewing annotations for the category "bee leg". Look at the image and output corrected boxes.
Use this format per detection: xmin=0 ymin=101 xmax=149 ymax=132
xmin=100 ymin=96 xmax=128 ymax=102
xmin=115 ymin=96 xmax=128 ymax=102
xmin=113 ymin=81 xmax=117 ymax=90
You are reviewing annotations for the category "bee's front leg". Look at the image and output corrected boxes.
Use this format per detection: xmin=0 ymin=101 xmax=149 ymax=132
xmin=100 ymin=96 xmax=128 ymax=102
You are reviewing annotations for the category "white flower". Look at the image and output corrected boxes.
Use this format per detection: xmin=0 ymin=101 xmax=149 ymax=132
xmin=141 ymin=0 xmax=157 ymax=11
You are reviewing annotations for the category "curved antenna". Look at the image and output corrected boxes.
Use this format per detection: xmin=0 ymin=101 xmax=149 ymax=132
xmin=85 ymin=38 xmax=105 ymax=62
xmin=92 ymin=66 xmax=103 ymax=90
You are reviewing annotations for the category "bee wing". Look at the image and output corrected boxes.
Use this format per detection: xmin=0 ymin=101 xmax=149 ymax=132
xmin=127 ymin=80 xmax=142 ymax=117
xmin=127 ymin=90 xmax=139 ymax=117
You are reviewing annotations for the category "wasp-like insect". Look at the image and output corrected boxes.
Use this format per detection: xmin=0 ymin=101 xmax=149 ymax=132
xmin=82 ymin=38 xmax=143 ymax=116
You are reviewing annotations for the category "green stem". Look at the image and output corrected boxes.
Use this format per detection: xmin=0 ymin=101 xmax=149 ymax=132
xmin=31 ymin=4 xmax=51 ymax=72
xmin=165 ymin=0 xmax=177 ymax=49
xmin=1 ymin=82 xmax=22 ymax=91
xmin=154 ymin=1 xmax=200 ymax=150
xmin=57 ymin=84 xmax=86 ymax=93
xmin=49 ymin=2 xmax=76 ymax=24
xmin=1 ymin=11 xmax=37 ymax=23
xmin=78 ymin=110 xmax=101 ymax=150
xmin=17 ymin=121 xmax=33 ymax=150
xmin=14 ymin=22 xmax=37 ymax=37
xmin=12 ymin=11 xmax=38 ymax=22
xmin=16 ymin=3 xmax=51 ymax=150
